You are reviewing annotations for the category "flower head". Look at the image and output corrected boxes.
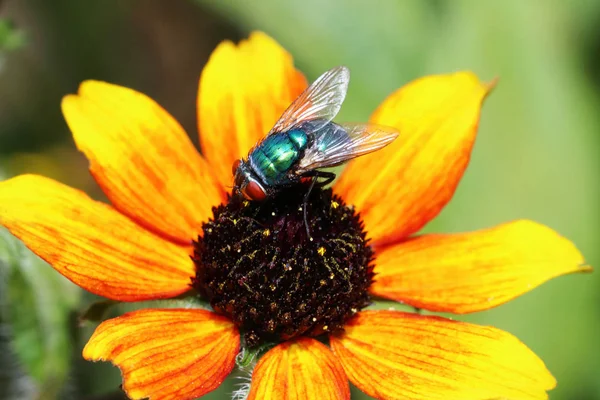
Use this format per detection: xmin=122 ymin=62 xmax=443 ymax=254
xmin=0 ymin=32 xmax=590 ymax=400
xmin=193 ymin=186 xmax=374 ymax=347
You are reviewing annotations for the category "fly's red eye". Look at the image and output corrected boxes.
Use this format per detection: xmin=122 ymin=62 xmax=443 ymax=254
xmin=245 ymin=181 xmax=267 ymax=201
xmin=232 ymin=159 xmax=241 ymax=175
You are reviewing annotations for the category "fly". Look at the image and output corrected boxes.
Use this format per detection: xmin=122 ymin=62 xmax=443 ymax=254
xmin=232 ymin=66 xmax=399 ymax=236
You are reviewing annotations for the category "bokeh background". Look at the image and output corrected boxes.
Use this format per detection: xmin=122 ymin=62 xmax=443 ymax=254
xmin=1 ymin=1 xmax=599 ymax=399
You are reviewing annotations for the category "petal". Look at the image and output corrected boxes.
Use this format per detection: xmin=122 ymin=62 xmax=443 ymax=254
xmin=335 ymin=72 xmax=494 ymax=247
xmin=62 ymin=80 xmax=224 ymax=245
xmin=0 ymin=175 xmax=194 ymax=301
xmin=198 ymin=31 xmax=307 ymax=189
xmin=370 ymin=220 xmax=590 ymax=313
xmin=83 ymin=309 xmax=240 ymax=400
xmin=330 ymin=310 xmax=555 ymax=400
xmin=248 ymin=337 xmax=349 ymax=400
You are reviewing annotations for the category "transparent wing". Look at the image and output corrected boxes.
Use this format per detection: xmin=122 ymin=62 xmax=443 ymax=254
xmin=296 ymin=123 xmax=399 ymax=173
xmin=269 ymin=66 xmax=350 ymax=135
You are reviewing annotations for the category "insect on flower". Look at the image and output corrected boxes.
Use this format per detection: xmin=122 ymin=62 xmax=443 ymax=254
xmin=232 ymin=66 xmax=399 ymax=208
xmin=0 ymin=31 xmax=590 ymax=400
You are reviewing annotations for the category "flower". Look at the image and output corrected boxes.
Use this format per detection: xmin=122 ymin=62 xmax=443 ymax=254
xmin=0 ymin=31 xmax=590 ymax=400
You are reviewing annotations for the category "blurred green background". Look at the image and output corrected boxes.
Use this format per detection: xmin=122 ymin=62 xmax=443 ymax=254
xmin=0 ymin=0 xmax=599 ymax=399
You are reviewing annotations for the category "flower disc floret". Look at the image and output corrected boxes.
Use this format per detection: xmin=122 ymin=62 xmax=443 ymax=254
xmin=192 ymin=187 xmax=374 ymax=346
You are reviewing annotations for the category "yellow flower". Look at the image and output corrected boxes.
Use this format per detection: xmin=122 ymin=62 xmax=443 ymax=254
xmin=0 ymin=32 xmax=590 ymax=400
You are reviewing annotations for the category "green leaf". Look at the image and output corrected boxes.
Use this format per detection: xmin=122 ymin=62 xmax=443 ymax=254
xmin=0 ymin=228 xmax=81 ymax=398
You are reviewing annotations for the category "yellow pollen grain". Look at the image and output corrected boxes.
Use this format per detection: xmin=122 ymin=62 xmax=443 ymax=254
xmin=331 ymin=200 xmax=339 ymax=209
xmin=330 ymin=274 xmax=335 ymax=279
xmin=233 ymin=219 xmax=238 ymax=226
xmin=317 ymin=247 xmax=326 ymax=256
xmin=323 ymin=325 xmax=328 ymax=330
xmin=263 ymin=229 xmax=271 ymax=236
xmin=243 ymin=200 xmax=250 ymax=207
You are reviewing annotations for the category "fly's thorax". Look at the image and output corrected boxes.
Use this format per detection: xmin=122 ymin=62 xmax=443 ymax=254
xmin=248 ymin=131 xmax=308 ymax=186
xmin=287 ymin=129 xmax=309 ymax=148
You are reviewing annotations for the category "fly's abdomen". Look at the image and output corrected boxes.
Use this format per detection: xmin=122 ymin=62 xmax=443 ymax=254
xmin=249 ymin=131 xmax=308 ymax=185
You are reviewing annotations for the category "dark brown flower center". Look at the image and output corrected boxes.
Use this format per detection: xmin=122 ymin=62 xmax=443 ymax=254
xmin=191 ymin=187 xmax=373 ymax=347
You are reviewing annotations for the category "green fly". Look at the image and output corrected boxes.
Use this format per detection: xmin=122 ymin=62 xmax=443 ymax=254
xmin=232 ymin=66 xmax=399 ymax=231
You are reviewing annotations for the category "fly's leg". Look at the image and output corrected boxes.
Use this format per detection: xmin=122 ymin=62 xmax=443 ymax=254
xmin=301 ymin=170 xmax=337 ymax=239
xmin=299 ymin=170 xmax=336 ymax=186
xmin=303 ymin=176 xmax=317 ymax=239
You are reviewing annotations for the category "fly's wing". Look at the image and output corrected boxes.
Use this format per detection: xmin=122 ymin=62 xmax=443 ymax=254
xmin=268 ymin=66 xmax=350 ymax=135
xmin=296 ymin=123 xmax=399 ymax=173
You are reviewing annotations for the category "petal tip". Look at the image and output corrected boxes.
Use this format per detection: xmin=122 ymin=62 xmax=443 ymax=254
xmin=81 ymin=344 xmax=101 ymax=362
xmin=248 ymin=30 xmax=269 ymax=40
xmin=578 ymin=263 xmax=593 ymax=273
xmin=487 ymin=75 xmax=500 ymax=90
xmin=60 ymin=94 xmax=78 ymax=109
xmin=62 ymin=80 xmax=112 ymax=110
xmin=0 ymin=174 xmax=50 ymax=197
xmin=0 ymin=173 xmax=23 ymax=186
xmin=77 ymin=79 xmax=106 ymax=93
xmin=247 ymin=31 xmax=282 ymax=49
xmin=484 ymin=76 xmax=499 ymax=98
xmin=76 ymin=80 xmax=129 ymax=101
xmin=210 ymin=38 xmax=236 ymax=57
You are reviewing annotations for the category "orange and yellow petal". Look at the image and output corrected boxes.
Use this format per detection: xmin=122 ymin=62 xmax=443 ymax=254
xmin=247 ymin=337 xmax=349 ymax=400
xmin=335 ymin=72 xmax=494 ymax=247
xmin=83 ymin=309 xmax=240 ymax=400
xmin=62 ymin=80 xmax=224 ymax=245
xmin=330 ymin=310 xmax=555 ymax=400
xmin=198 ymin=31 xmax=307 ymax=189
xmin=0 ymin=175 xmax=194 ymax=301
xmin=370 ymin=220 xmax=589 ymax=314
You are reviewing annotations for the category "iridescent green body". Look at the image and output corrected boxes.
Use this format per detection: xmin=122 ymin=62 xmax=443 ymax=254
xmin=249 ymin=129 xmax=309 ymax=186
xmin=233 ymin=66 xmax=398 ymax=203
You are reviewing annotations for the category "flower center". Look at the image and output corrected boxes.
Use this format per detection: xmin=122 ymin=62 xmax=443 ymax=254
xmin=192 ymin=187 xmax=374 ymax=347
